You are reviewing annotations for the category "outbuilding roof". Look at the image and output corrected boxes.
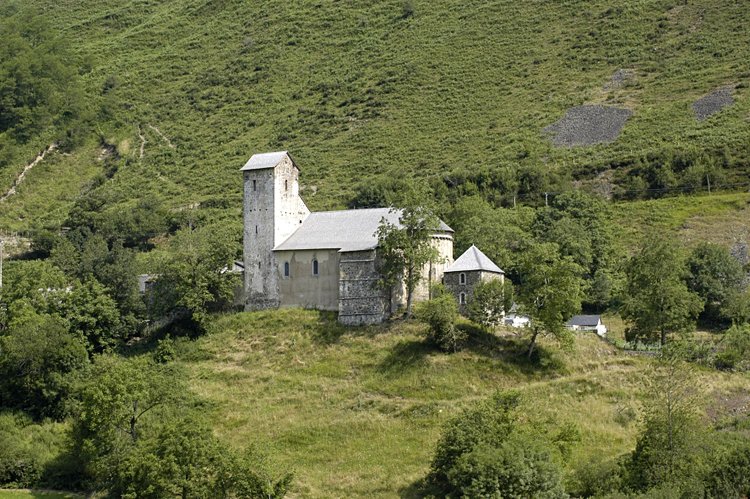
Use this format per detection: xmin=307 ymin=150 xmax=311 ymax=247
xmin=444 ymin=245 xmax=503 ymax=274
xmin=240 ymin=151 xmax=295 ymax=171
xmin=566 ymin=315 xmax=602 ymax=327
xmin=274 ymin=208 xmax=452 ymax=253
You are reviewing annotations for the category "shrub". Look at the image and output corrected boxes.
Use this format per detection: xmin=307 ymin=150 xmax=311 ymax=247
xmin=569 ymin=457 xmax=625 ymax=498
xmin=401 ymin=0 xmax=415 ymax=19
xmin=0 ymin=412 xmax=67 ymax=489
xmin=704 ymin=443 xmax=750 ymax=498
xmin=154 ymin=337 xmax=176 ymax=364
xmin=447 ymin=439 xmax=567 ymax=499
xmin=467 ymin=279 xmax=511 ymax=329
xmin=418 ymin=294 xmax=464 ymax=352
xmin=430 ymin=392 xmax=520 ymax=487
xmin=714 ymin=325 xmax=750 ymax=371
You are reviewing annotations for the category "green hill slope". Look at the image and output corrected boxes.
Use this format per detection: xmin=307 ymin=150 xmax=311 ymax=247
xmin=178 ymin=310 xmax=748 ymax=497
xmin=1 ymin=0 xmax=750 ymax=231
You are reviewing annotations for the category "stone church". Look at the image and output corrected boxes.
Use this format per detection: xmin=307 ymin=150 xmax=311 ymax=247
xmin=241 ymin=151 xmax=501 ymax=325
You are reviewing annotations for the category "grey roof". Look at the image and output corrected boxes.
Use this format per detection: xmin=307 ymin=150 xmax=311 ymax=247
xmin=566 ymin=315 xmax=602 ymax=327
xmin=445 ymin=245 xmax=503 ymax=274
xmin=274 ymin=208 xmax=452 ymax=253
xmin=240 ymin=151 xmax=293 ymax=171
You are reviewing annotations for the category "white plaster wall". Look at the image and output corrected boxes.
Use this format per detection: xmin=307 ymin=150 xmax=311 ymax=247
xmin=276 ymin=249 xmax=340 ymax=310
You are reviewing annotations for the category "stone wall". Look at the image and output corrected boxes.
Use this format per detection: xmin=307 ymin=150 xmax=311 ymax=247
xmin=412 ymin=234 xmax=454 ymax=302
xmin=243 ymin=167 xmax=279 ymax=309
xmin=338 ymin=250 xmax=389 ymax=325
xmin=444 ymin=270 xmax=503 ymax=315
xmin=243 ymin=155 xmax=310 ymax=310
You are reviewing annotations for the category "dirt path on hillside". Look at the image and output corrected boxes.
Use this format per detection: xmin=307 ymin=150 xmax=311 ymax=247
xmin=148 ymin=124 xmax=175 ymax=148
xmin=0 ymin=143 xmax=57 ymax=202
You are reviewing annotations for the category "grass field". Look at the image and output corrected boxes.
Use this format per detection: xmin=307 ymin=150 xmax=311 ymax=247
xmin=0 ymin=491 xmax=82 ymax=499
xmin=611 ymin=191 xmax=750 ymax=250
xmin=175 ymin=309 xmax=750 ymax=497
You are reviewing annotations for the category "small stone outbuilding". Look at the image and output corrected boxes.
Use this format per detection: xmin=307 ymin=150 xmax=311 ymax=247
xmin=444 ymin=245 xmax=504 ymax=314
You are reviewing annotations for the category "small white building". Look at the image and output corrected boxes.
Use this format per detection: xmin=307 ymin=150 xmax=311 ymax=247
xmin=565 ymin=315 xmax=607 ymax=336
xmin=504 ymin=313 xmax=530 ymax=328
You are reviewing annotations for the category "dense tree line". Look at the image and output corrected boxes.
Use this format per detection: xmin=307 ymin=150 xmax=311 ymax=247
xmin=0 ymin=9 xmax=90 ymax=168
xmin=0 ymin=216 xmax=258 ymax=495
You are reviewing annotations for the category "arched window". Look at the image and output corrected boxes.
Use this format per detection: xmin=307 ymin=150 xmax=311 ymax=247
xmin=459 ymin=292 xmax=466 ymax=305
xmin=284 ymin=262 xmax=290 ymax=277
xmin=312 ymin=259 xmax=319 ymax=276
xmin=459 ymin=273 xmax=466 ymax=285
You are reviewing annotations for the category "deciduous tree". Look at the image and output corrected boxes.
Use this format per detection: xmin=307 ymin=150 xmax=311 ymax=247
xmin=515 ymin=243 xmax=583 ymax=359
xmin=153 ymin=224 xmax=239 ymax=332
xmin=622 ymin=236 xmax=703 ymax=345
xmin=467 ymin=279 xmax=513 ymax=329
xmin=377 ymin=206 xmax=441 ymax=318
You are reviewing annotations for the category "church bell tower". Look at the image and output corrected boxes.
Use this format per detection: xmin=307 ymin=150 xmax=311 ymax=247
xmin=241 ymin=151 xmax=309 ymax=310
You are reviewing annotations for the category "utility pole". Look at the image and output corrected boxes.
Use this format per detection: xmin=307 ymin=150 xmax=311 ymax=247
xmin=706 ymin=174 xmax=711 ymax=195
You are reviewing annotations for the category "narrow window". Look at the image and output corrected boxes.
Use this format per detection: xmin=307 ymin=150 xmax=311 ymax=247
xmin=253 ymin=179 xmax=257 ymax=191
xmin=459 ymin=292 xmax=466 ymax=305
xmin=255 ymin=225 xmax=258 ymax=234
xmin=312 ymin=259 xmax=319 ymax=276
xmin=459 ymin=273 xmax=466 ymax=285
xmin=285 ymin=179 xmax=288 ymax=191
xmin=284 ymin=262 xmax=290 ymax=277
xmin=258 ymin=261 xmax=261 ymax=269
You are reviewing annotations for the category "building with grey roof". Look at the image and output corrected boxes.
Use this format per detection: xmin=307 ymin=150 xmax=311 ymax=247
xmin=565 ymin=315 xmax=607 ymax=336
xmin=443 ymin=245 xmax=505 ymax=314
xmin=242 ymin=151 xmax=454 ymax=325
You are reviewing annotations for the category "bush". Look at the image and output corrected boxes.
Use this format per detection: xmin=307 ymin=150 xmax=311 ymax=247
xmin=0 ymin=412 xmax=67 ymax=488
xmin=430 ymin=392 xmax=519 ymax=487
xmin=418 ymin=294 xmax=464 ymax=352
xmin=401 ymin=0 xmax=415 ymax=19
xmin=153 ymin=336 xmax=176 ymax=363
xmin=569 ymin=457 xmax=625 ymax=498
xmin=704 ymin=443 xmax=750 ymax=498
xmin=0 ymin=311 xmax=88 ymax=420
xmin=447 ymin=439 xmax=567 ymax=499
xmin=714 ymin=325 xmax=750 ymax=371
xmin=467 ymin=279 xmax=511 ymax=329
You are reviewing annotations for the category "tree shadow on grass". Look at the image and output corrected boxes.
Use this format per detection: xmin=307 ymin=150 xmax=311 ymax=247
xmin=305 ymin=312 xmax=412 ymax=346
xmin=399 ymin=477 xmax=444 ymax=498
xmin=377 ymin=339 xmax=432 ymax=376
xmin=302 ymin=311 xmax=348 ymax=345
xmin=459 ymin=323 xmax=566 ymax=375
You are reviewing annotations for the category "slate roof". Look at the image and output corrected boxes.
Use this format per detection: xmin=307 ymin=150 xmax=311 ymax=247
xmin=444 ymin=245 xmax=503 ymax=274
xmin=274 ymin=208 xmax=452 ymax=253
xmin=566 ymin=315 xmax=602 ymax=327
xmin=241 ymin=151 xmax=294 ymax=171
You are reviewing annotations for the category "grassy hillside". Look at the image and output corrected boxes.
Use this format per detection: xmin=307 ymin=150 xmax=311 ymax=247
xmin=0 ymin=492 xmax=82 ymax=499
xmin=176 ymin=310 xmax=748 ymax=497
xmin=1 ymin=0 xmax=750 ymax=231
